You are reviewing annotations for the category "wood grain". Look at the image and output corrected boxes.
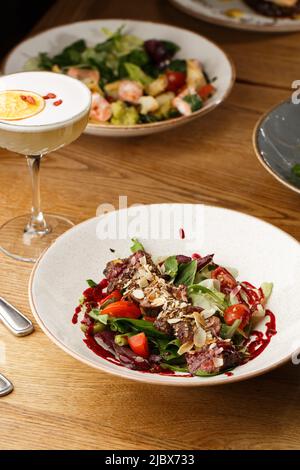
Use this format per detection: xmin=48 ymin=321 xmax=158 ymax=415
xmin=0 ymin=0 xmax=300 ymax=450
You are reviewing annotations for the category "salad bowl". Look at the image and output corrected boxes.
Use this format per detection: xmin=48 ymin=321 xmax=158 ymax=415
xmin=4 ymin=19 xmax=235 ymax=137
xmin=29 ymin=204 xmax=300 ymax=386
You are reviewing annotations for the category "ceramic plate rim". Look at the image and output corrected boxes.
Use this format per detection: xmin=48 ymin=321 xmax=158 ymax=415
xmin=3 ymin=18 xmax=236 ymax=134
xmin=28 ymin=203 xmax=299 ymax=386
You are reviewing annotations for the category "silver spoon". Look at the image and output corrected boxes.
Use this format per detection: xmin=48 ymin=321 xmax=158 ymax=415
xmin=0 ymin=297 xmax=34 ymax=336
xmin=0 ymin=373 xmax=13 ymax=397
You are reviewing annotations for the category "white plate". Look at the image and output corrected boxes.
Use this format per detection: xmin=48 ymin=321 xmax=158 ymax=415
xmin=3 ymin=19 xmax=234 ymax=137
xmin=170 ymin=0 xmax=300 ymax=32
xmin=29 ymin=204 xmax=300 ymax=386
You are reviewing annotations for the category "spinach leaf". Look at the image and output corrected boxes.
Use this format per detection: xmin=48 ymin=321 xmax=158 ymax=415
xmin=161 ymin=40 xmax=180 ymax=58
xmin=160 ymin=363 xmax=189 ymax=373
xmin=38 ymin=52 xmax=54 ymax=70
xmin=108 ymin=318 xmax=168 ymax=338
xmin=86 ymin=279 xmax=97 ymax=287
xmin=124 ymin=63 xmax=152 ymax=85
xmin=130 ymin=238 xmax=145 ymax=253
xmin=175 ymin=260 xmax=197 ymax=286
xmin=151 ymin=338 xmax=182 ymax=363
xmin=163 ymin=256 xmax=178 ymax=278
xmin=168 ymin=59 xmax=187 ymax=73
xmin=183 ymin=94 xmax=203 ymax=112
xmin=52 ymin=39 xmax=87 ymax=67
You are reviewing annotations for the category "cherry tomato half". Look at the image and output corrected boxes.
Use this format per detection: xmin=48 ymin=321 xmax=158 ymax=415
xmin=128 ymin=332 xmax=150 ymax=358
xmin=101 ymin=300 xmax=141 ymax=319
xmin=224 ymin=304 xmax=250 ymax=330
xmin=211 ymin=267 xmax=237 ymax=293
xmin=166 ymin=71 xmax=186 ymax=92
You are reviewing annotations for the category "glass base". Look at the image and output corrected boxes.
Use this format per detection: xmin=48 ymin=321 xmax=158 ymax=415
xmin=0 ymin=214 xmax=74 ymax=263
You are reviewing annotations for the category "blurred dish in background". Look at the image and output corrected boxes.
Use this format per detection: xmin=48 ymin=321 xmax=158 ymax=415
xmin=169 ymin=0 xmax=300 ymax=32
xmin=4 ymin=19 xmax=235 ymax=137
xmin=253 ymin=100 xmax=300 ymax=194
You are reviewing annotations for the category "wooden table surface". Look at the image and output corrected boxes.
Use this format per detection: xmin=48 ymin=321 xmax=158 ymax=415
xmin=1 ymin=0 xmax=300 ymax=451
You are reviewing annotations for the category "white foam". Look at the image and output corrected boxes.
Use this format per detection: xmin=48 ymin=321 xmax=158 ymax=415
xmin=0 ymin=71 xmax=91 ymax=130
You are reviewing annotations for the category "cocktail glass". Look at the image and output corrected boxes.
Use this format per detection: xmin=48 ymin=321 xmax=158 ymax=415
xmin=0 ymin=72 xmax=91 ymax=262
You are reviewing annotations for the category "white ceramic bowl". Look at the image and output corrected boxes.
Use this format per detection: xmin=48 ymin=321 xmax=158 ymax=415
xmin=29 ymin=204 xmax=300 ymax=386
xmin=4 ymin=19 xmax=235 ymax=137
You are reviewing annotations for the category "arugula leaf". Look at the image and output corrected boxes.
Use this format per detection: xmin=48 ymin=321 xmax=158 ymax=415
xmin=86 ymin=279 xmax=97 ymax=287
xmin=108 ymin=318 xmax=168 ymax=338
xmin=292 ymin=164 xmax=300 ymax=177
xmin=130 ymin=238 xmax=145 ymax=253
xmin=163 ymin=256 xmax=178 ymax=278
xmin=175 ymin=260 xmax=197 ymax=286
xmin=183 ymin=94 xmax=203 ymax=112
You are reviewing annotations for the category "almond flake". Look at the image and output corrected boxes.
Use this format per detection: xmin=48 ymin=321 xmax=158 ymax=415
xmin=178 ymin=341 xmax=194 ymax=355
xmin=132 ymin=289 xmax=144 ymax=300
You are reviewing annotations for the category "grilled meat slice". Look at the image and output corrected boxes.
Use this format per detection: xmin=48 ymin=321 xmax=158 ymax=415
xmin=185 ymin=340 xmax=242 ymax=375
xmin=104 ymin=250 xmax=158 ymax=293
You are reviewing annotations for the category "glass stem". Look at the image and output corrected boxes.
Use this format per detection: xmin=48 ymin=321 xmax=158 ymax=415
xmin=25 ymin=155 xmax=50 ymax=235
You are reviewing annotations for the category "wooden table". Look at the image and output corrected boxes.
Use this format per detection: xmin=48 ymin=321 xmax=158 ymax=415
xmin=1 ymin=0 xmax=300 ymax=451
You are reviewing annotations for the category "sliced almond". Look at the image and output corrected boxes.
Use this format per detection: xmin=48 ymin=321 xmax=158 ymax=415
xmin=132 ymin=289 xmax=145 ymax=300
xmin=151 ymin=297 xmax=165 ymax=307
xmin=213 ymin=357 xmax=224 ymax=368
xmin=193 ymin=311 xmax=206 ymax=328
xmin=167 ymin=318 xmax=182 ymax=324
xmin=193 ymin=326 xmax=207 ymax=348
xmin=178 ymin=341 xmax=194 ymax=355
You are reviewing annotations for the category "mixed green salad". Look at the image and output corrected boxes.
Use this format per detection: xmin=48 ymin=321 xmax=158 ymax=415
xmin=72 ymin=239 xmax=276 ymax=377
xmin=25 ymin=26 xmax=216 ymax=126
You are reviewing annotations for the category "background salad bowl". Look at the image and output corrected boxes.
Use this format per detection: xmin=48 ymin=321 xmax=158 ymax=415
xmin=29 ymin=204 xmax=300 ymax=386
xmin=3 ymin=19 xmax=235 ymax=137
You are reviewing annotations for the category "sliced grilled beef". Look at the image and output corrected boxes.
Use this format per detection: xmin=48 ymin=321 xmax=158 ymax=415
xmin=104 ymin=250 xmax=157 ymax=292
xmin=185 ymin=340 xmax=242 ymax=375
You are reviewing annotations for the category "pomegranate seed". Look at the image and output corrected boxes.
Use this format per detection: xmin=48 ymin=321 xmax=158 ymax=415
xmin=192 ymin=253 xmax=202 ymax=259
xmin=20 ymin=95 xmax=36 ymax=105
xmin=53 ymin=99 xmax=63 ymax=106
xmin=179 ymin=228 xmax=185 ymax=239
xmin=43 ymin=93 xmax=57 ymax=100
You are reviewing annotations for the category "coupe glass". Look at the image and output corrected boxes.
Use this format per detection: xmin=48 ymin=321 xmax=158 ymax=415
xmin=0 ymin=72 xmax=91 ymax=262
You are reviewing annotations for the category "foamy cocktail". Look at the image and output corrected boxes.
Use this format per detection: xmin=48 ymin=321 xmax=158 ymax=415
xmin=0 ymin=71 xmax=91 ymax=262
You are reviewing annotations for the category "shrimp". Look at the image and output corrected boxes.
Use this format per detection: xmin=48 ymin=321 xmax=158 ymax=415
xmin=90 ymin=93 xmax=112 ymax=122
xmin=67 ymin=67 xmax=100 ymax=86
xmin=118 ymin=80 xmax=143 ymax=104
xmin=172 ymin=96 xmax=192 ymax=117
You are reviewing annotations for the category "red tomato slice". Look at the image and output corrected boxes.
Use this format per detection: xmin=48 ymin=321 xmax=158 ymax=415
xmin=101 ymin=300 xmax=141 ymax=319
xmin=198 ymin=84 xmax=215 ymax=100
xmin=211 ymin=267 xmax=237 ymax=293
xmin=166 ymin=71 xmax=186 ymax=92
xmin=128 ymin=332 xmax=150 ymax=358
xmin=99 ymin=290 xmax=122 ymax=305
xmin=224 ymin=304 xmax=250 ymax=330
